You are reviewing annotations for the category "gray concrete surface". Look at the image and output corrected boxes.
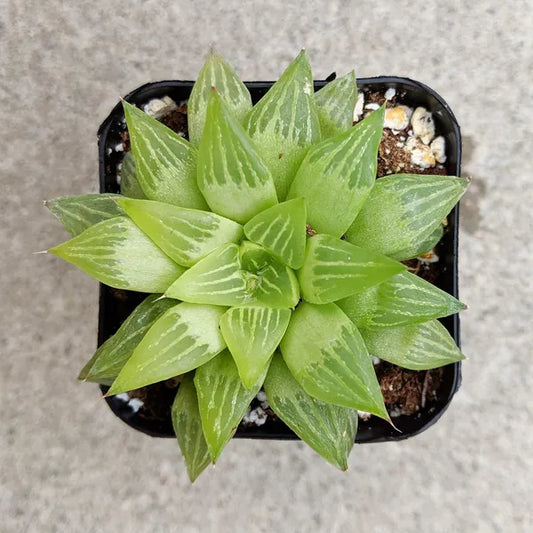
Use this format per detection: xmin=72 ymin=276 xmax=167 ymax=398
xmin=2 ymin=1 xmax=532 ymax=532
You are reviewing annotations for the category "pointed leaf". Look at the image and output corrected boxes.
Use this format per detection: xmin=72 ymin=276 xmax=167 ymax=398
xmin=79 ymin=294 xmax=178 ymax=385
xmin=165 ymin=244 xmax=253 ymax=306
xmin=315 ymin=71 xmax=358 ymax=138
xmin=361 ymin=319 xmax=465 ymax=370
xmin=264 ymin=353 xmax=357 ymax=470
xmin=280 ymin=302 xmax=388 ymax=418
xmin=107 ymin=303 xmax=226 ymax=395
xmin=115 ymin=197 xmax=243 ymax=267
xmin=119 ymin=152 xmax=146 ymax=199
xmin=245 ymin=50 xmax=321 ymax=200
xmin=194 ymin=350 xmax=267 ymax=462
xmin=123 ymin=101 xmax=207 ymax=209
xmin=188 ymin=49 xmax=252 ymax=147
xmin=46 ymin=193 xmax=124 ymax=236
xmin=288 ymin=106 xmax=384 ymax=237
xmin=297 ymin=234 xmax=405 ymax=304
xmin=49 ymin=217 xmax=185 ymax=293
xmin=337 ymin=271 xmax=466 ymax=329
xmin=171 ymin=374 xmax=211 ymax=482
xmin=197 ymin=90 xmax=278 ymax=223
xmin=220 ymin=306 xmax=291 ymax=389
xmin=244 ymin=198 xmax=307 ymax=269
xmin=346 ymin=174 xmax=469 ymax=260
xmin=240 ymin=242 xmax=300 ymax=308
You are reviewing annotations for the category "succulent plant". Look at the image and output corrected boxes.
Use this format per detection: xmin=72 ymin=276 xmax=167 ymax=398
xmin=46 ymin=50 xmax=468 ymax=481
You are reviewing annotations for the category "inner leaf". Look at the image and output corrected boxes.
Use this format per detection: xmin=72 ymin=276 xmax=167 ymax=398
xmin=243 ymin=197 xmax=307 ymax=269
xmin=297 ymin=234 xmax=405 ymax=304
xmin=219 ymin=306 xmax=291 ymax=389
xmin=197 ymin=90 xmax=278 ymax=224
xmin=280 ymin=302 xmax=388 ymax=419
xmin=245 ymin=50 xmax=321 ymax=200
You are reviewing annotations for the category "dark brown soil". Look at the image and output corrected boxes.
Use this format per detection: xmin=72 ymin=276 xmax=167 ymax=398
xmin=160 ymin=106 xmax=188 ymax=139
xmin=376 ymin=362 xmax=444 ymax=415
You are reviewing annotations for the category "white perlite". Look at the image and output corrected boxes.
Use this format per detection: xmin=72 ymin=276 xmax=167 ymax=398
xmin=405 ymin=133 xmax=447 ymax=169
xmin=411 ymin=106 xmax=435 ymax=144
xmin=142 ymin=96 xmax=177 ymax=119
xmin=407 ymin=139 xmax=437 ymax=169
xmin=384 ymin=105 xmax=413 ymax=131
xmin=353 ymin=92 xmax=365 ymax=121
xmin=430 ymin=136 xmax=447 ymax=163
xmin=242 ymin=406 xmax=268 ymax=426
xmin=384 ymin=87 xmax=396 ymax=100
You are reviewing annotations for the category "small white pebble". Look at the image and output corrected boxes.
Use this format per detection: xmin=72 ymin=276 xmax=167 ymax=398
xmin=410 ymin=144 xmax=436 ymax=169
xmin=114 ymin=143 xmax=124 ymax=152
xmin=256 ymin=391 xmax=267 ymax=402
xmin=371 ymin=356 xmax=381 ymax=365
xmin=411 ymin=107 xmax=435 ymax=144
xmin=106 ymin=147 xmax=112 ymax=155
xmin=384 ymin=87 xmax=396 ymax=100
xmin=405 ymin=135 xmax=437 ymax=169
xmin=396 ymin=141 xmax=404 ymax=148
xmin=390 ymin=407 xmax=403 ymax=418
xmin=143 ymin=96 xmax=177 ymax=118
xmin=115 ymin=393 xmax=130 ymax=401
xmin=358 ymin=411 xmax=372 ymax=421
xmin=384 ymin=105 xmax=413 ymax=131
xmin=128 ymin=398 xmax=144 ymax=413
xmin=365 ymin=102 xmax=380 ymax=111
xmin=242 ymin=406 xmax=268 ymax=426
xmin=353 ymin=93 xmax=365 ymax=121
xmin=430 ymin=136 xmax=447 ymax=163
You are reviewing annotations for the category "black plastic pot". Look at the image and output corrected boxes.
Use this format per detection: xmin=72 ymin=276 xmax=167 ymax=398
xmin=97 ymin=76 xmax=462 ymax=443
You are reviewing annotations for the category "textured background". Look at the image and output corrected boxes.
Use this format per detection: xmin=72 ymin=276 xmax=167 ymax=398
xmin=2 ymin=1 xmax=532 ymax=532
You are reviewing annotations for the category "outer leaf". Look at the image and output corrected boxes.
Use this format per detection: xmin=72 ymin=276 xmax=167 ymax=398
xmin=337 ymin=271 xmax=466 ymax=329
xmin=240 ymin=242 xmax=300 ymax=308
xmin=188 ymin=49 xmax=252 ymax=147
xmin=280 ymin=302 xmax=388 ymax=419
xmin=49 ymin=217 xmax=185 ymax=293
xmin=115 ymin=197 xmax=243 ymax=267
xmin=123 ymin=101 xmax=207 ymax=209
xmin=264 ymin=353 xmax=357 ymax=470
xmin=171 ymin=374 xmax=211 ymax=482
xmin=107 ymin=303 xmax=226 ymax=395
xmin=46 ymin=193 xmax=124 ymax=236
xmin=119 ymin=152 xmax=146 ymax=199
xmin=165 ymin=244 xmax=253 ymax=306
xmin=346 ymin=174 xmax=469 ymax=260
xmin=361 ymin=319 xmax=465 ymax=370
xmin=314 ymin=71 xmax=358 ymax=138
xmin=287 ymin=106 xmax=384 ymax=237
xmin=243 ymin=198 xmax=307 ymax=269
xmin=197 ymin=90 xmax=278 ymax=224
xmin=79 ymin=295 xmax=178 ymax=385
xmin=245 ymin=50 xmax=321 ymax=200
xmin=219 ymin=306 xmax=291 ymax=389
xmin=297 ymin=234 xmax=405 ymax=304
xmin=194 ymin=350 xmax=267 ymax=462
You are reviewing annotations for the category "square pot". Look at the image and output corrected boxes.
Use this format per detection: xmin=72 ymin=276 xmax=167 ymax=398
xmin=97 ymin=76 xmax=462 ymax=442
